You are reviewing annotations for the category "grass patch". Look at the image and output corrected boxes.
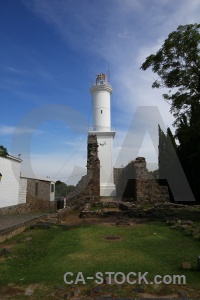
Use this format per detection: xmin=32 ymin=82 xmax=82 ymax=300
xmin=0 ymin=221 xmax=200 ymax=296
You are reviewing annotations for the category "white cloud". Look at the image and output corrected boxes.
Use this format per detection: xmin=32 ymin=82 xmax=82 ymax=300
xmin=5 ymin=66 xmax=25 ymax=74
xmin=117 ymin=32 xmax=130 ymax=40
xmin=0 ymin=126 xmax=43 ymax=135
xmin=34 ymin=68 xmax=54 ymax=81
xmin=21 ymin=152 xmax=87 ymax=185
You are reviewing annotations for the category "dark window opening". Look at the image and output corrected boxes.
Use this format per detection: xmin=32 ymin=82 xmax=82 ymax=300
xmin=51 ymin=183 xmax=54 ymax=193
xmin=101 ymin=110 xmax=103 ymax=114
xmin=35 ymin=182 xmax=38 ymax=197
xmin=122 ymin=179 xmax=136 ymax=200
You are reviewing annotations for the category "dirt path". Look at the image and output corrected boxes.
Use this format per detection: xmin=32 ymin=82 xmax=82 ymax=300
xmin=60 ymin=213 xmax=150 ymax=227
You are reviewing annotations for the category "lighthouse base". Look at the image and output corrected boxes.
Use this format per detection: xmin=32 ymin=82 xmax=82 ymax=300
xmin=100 ymin=184 xmax=116 ymax=197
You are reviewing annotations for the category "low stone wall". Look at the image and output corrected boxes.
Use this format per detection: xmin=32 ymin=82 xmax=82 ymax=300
xmin=136 ymin=179 xmax=170 ymax=204
xmin=0 ymin=203 xmax=28 ymax=215
xmin=93 ymin=201 xmax=121 ymax=208
xmin=80 ymin=202 xmax=200 ymax=219
xmin=0 ymin=196 xmax=56 ymax=216
xmin=26 ymin=193 xmax=56 ymax=212
xmin=80 ymin=210 xmax=128 ymax=218
xmin=0 ymin=224 xmax=29 ymax=243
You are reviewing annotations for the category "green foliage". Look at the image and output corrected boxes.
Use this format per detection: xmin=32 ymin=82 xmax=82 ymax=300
xmin=174 ymin=103 xmax=200 ymax=201
xmin=141 ymin=24 xmax=200 ymax=202
xmin=158 ymin=125 xmax=177 ymax=180
xmin=141 ymin=23 xmax=200 ymax=126
xmin=158 ymin=126 xmax=180 ymax=201
xmin=0 ymin=145 xmax=8 ymax=158
xmin=55 ymin=180 xmax=75 ymax=197
xmin=167 ymin=127 xmax=177 ymax=150
xmin=149 ymin=169 xmax=159 ymax=179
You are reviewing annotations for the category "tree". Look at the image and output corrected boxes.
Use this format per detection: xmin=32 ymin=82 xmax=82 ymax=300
xmin=158 ymin=126 xmax=178 ymax=201
xmin=55 ymin=181 xmax=75 ymax=197
xmin=175 ymin=104 xmax=200 ymax=201
xmin=140 ymin=24 xmax=200 ymax=127
xmin=158 ymin=126 xmax=177 ymax=180
xmin=141 ymin=24 xmax=200 ymax=202
xmin=149 ymin=169 xmax=159 ymax=179
xmin=0 ymin=146 xmax=8 ymax=158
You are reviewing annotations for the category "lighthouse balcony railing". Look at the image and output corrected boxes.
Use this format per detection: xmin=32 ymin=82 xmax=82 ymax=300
xmin=89 ymin=126 xmax=115 ymax=132
xmin=91 ymin=80 xmax=111 ymax=87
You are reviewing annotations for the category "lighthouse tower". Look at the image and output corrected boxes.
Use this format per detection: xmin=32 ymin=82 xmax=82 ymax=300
xmin=89 ymin=73 xmax=116 ymax=196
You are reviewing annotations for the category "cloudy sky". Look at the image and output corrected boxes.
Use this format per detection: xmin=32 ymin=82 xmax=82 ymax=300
xmin=1 ymin=0 xmax=200 ymax=184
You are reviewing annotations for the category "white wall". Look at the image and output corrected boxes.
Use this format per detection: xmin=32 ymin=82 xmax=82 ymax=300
xmin=90 ymin=81 xmax=116 ymax=196
xmin=0 ymin=156 xmax=21 ymax=208
xmin=91 ymin=85 xmax=112 ymax=131
xmin=96 ymin=134 xmax=116 ymax=196
xmin=98 ymin=136 xmax=114 ymax=184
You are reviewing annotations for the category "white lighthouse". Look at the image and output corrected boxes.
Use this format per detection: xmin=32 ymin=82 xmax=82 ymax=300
xmin=89 ymin=73 xmax=116 ymax=196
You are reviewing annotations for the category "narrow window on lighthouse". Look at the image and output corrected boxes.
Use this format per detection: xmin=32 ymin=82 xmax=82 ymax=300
xmin=101 ymin=110 xmax=103 ymax=114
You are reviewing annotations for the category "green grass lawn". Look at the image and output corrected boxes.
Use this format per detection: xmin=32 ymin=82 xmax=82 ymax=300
xmin=0 ymin=221 xmax=200 ymax=297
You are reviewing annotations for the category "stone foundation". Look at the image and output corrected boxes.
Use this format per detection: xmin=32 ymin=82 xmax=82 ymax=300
xmin=80 ymin=202 xmax=200 ymax=219
xmin=0 ymin=195 xmax=56 ymax=216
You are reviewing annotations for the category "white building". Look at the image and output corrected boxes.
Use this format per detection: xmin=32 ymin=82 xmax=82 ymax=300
xmin=89 ymin=73 xmax=116 ymax=196
xmin=0 ymin=155 xmax=22 ymax=208
xmin=19 ymin=176 xmax=55 ymax=203
xmin=0 ymin=155 xmax=55 ymax=211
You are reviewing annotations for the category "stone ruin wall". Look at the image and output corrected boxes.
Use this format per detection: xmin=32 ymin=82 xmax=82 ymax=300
xmin=67 ymin=136 xmax=170 ymax=207
xmin=114 ymin=157 xmax=170 ymax=204
xmin=67 ymin=134 xmax=100 ymax=208
xmin=0 ymin=191 xmax=56 ymax=216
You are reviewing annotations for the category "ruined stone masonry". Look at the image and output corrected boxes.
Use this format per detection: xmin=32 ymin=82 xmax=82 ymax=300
xmin=0 ymin=201 xmax=56 ymax=215
xmin=114 ymin=157 xmax=170 ymax=204
xmin=67 ymin=134 xmax=100 ymax=208
xmin=68 ymin=136 xmax=170 ymax=207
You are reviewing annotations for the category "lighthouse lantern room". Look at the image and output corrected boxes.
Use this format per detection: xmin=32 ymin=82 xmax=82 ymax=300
xmin=89 ymin=73 xmax=116 ymax=197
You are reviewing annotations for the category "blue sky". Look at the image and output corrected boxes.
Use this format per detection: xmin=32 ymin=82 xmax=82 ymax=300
xmin=1 ymin=0 xmax=200 ymax=184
